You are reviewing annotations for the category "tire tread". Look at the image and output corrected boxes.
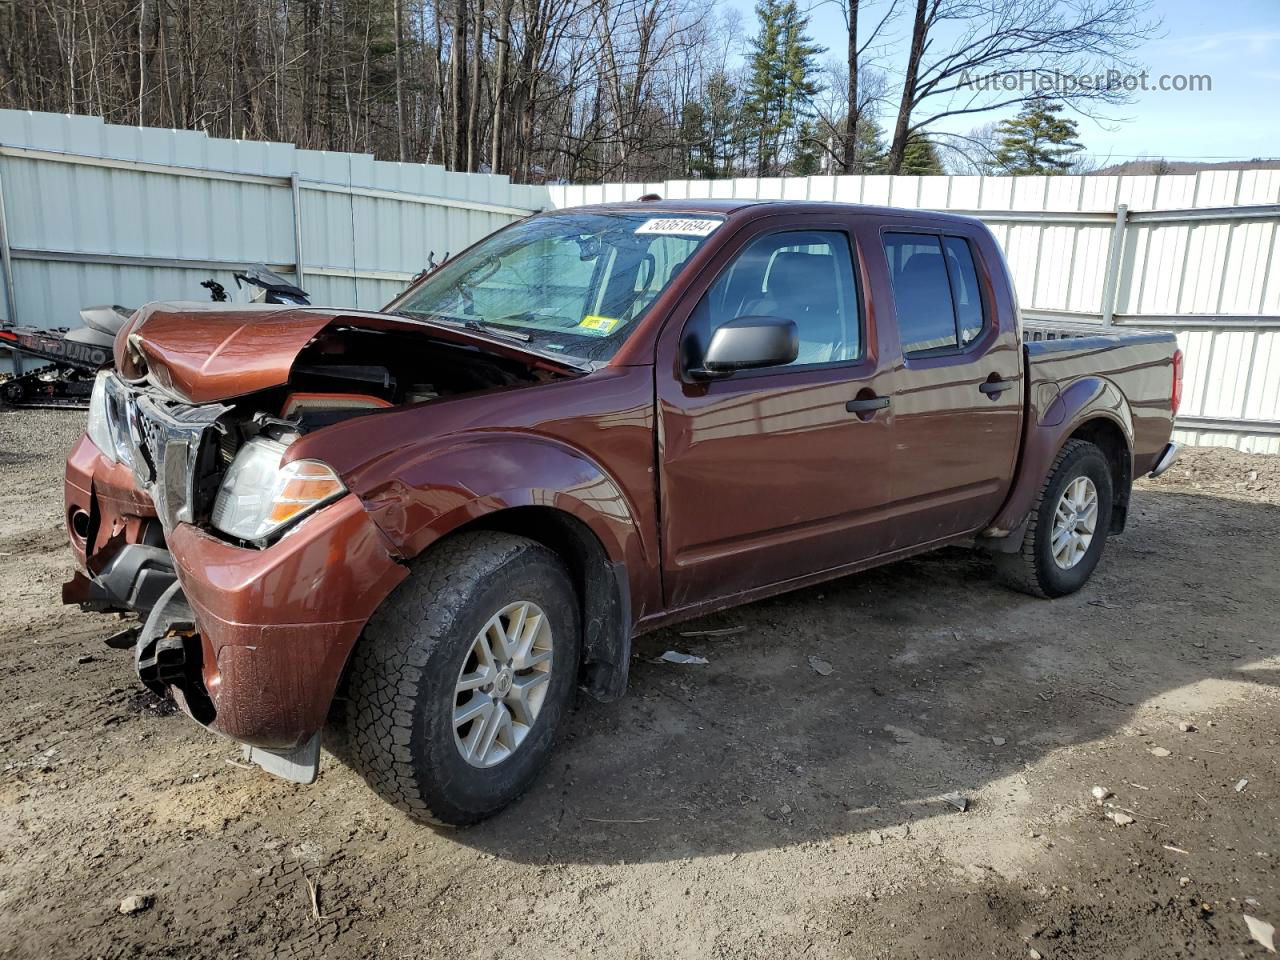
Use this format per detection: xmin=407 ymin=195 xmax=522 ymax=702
xmin=994 ymin=438 xmax=1100 ymax=599
xmin=343 ymin=531 xmax=559 ymax=825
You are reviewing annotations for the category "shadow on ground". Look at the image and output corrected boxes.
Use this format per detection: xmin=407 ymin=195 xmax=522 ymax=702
xmin=443 ymin=487 xmax=1280 ymax=865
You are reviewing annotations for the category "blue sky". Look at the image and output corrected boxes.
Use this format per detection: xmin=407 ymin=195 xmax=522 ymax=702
xmin=719 ymin=0 xmax=1280 ymax=164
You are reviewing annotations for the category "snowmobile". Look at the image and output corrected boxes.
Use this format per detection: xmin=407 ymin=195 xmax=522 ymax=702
xmin=0 ymin=266 xmax=309 ymax=409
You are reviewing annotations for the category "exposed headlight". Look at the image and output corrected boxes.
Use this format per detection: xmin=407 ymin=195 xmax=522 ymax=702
xmin=86 ymin=371 xmax=134 ymax=468
xmin=210 ymin=437 xmax=345 ymax=542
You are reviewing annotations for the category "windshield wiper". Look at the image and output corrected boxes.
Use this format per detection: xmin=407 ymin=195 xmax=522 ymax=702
xmin=461 ymin=319 xmax=532 ymax=342
xmin=390 ymin=309 xmax=595 ymax=370
xmin=392 ymin=309 xmax=531 ymax=342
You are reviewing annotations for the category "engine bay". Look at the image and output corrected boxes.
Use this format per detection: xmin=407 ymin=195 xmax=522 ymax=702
xmin=100 ymin=320 xmax=575 ymax=550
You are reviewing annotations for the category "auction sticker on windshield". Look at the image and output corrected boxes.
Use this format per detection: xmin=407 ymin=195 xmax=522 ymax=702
xmin=577 ymin=315 xmax=621 ymax=335
xmin=634 ymin=218 xmax=721 ymax=237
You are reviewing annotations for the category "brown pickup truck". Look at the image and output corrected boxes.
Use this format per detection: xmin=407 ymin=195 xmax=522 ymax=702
xmin=63 ymin=199 xmax=1181 ymax=824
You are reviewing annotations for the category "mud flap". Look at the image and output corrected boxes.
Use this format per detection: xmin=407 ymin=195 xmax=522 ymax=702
xmin=242 ymin=733 xmax=321 ymax=785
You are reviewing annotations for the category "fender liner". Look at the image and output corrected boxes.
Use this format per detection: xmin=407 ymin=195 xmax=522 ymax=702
xmin=588 ymin=560 xmax=632 ymax=701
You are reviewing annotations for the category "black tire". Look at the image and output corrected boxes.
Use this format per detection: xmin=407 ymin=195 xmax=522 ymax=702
xmin=994 ymin=439 xmax=1114 ymax=599
xmin=342 ymin=531 xmax=580 ymax=826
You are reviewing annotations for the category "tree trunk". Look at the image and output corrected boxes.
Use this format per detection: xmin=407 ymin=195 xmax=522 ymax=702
xmin=137 ymin=0 xmax=146 ymax=125
xmin=394 ymin=0 xmax=408 ymax=161
xmin=489 ymin=0 xmax=512 ymax=175
xmin=842 ymin=0 xmax=858 ymax=172
xmin=888 ymin=0 xmax=929 ymax=175
xmin=431 ymin=0 xmax=446 ymax=164
xmin=449 ymin=0 xmax=468 ymax=170
xmin=466 ymin=0 xmax=484 ymax=171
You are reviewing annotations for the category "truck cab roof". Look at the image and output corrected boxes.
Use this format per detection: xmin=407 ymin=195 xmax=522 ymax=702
xmin=555 ymin=197 xmax=988 ymax=228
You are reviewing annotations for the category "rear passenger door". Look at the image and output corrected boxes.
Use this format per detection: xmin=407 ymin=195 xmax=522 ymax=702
xmin=873 ymin=226 xmax=1022 ymax=549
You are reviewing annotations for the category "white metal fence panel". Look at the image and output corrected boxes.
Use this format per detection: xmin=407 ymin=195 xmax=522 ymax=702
xmin=2 ymin=110 xmax=1279 ymax=452
xmin=0 ymin=110 xmax=549 ymax=331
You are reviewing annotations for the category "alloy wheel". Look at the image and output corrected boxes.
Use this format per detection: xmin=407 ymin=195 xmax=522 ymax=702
xmin=1051 ymin=475 xmax=1099 ymax=570
xmin=452 ymin=601 xmax=554 ymax=768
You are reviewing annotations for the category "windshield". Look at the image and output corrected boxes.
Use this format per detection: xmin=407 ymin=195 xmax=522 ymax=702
xmin=386 ymin=212 xmax=724 ymax=363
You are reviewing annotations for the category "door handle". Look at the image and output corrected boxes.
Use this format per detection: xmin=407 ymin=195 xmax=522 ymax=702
xmin=979 ymin=378 xmax=1016 ymax=397
xmin=846 ymin=395 xmax=891 ymax=413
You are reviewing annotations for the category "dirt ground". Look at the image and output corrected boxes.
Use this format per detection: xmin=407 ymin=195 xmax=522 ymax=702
xmin=0 ymin=408 xmax=1276 ymax=960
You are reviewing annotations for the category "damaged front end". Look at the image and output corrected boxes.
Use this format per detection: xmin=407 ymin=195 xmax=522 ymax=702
xmin=65 ymin=305 xmax=575 ymax=781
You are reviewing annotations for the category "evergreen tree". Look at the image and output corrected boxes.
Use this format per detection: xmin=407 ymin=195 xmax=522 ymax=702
xmin=818 ymin=112 xmax=888 ymax=173
xmin=744 ymin=0 xmax=824 ymax=176
xmin=994 ymin=97 xmax=1085 ymax=175
xmin=853 ymin=115 xmax=888 ymax=173
xmin=681 ymin=101 xmax=714 ymax=179
xmin=899 ymin=136 xmax=943 ymax=175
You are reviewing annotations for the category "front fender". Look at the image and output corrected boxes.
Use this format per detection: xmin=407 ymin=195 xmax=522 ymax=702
xmin=355 ymin=432 xmax=649 ymax=581
xmin=985 ymin=375 xmax=1133 ymax=541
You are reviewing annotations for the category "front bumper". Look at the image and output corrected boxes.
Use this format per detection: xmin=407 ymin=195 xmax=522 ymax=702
xmin=65 ymin=433 xmax=408 ymax=750
xmin=63 ymin=433 xmax=168 ymax=610
xmin=162 ymin=495 xmax=407 ymax=748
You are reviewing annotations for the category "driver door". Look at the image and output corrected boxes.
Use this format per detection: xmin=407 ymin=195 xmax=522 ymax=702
xmin=655 ymin=218 xmax=894 ymax=610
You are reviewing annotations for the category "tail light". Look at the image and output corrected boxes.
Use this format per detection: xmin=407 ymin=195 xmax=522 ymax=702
xmin=1171 ymin=349 xmax=1183 ymax=415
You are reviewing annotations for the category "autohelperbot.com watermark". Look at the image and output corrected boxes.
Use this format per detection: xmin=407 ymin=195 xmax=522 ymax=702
xmin=960 ymin=69 xmax=1212 ymax=94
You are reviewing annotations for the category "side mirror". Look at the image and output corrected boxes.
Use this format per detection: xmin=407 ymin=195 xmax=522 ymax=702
xmin=690 ymin=316 xmax=799 ymax=379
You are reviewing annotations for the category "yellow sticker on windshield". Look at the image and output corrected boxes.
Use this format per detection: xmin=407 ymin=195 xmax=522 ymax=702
xmin=578 ymin=315 xmax=621 ymax=335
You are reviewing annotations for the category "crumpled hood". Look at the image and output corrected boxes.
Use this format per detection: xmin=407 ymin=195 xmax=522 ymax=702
xmin=113 ymin=302 xmax=578 ymax=406
xmin=114 ymin=302 xmax=342 ymax=404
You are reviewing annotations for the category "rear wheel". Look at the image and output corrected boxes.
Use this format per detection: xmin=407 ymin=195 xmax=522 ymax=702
xmin=343 ymin=531 xmax=580 ymax=825
xmin=994 ymin=439 xmax=1114 ymax=598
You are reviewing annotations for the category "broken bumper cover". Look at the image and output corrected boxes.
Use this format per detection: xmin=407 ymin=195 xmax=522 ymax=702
xmin=63 ymin=543 xmax=175 ymax=614
xmin=153 ymin=493 xmax=407 ymax=751
xmin=63 ymin=432 xmax=180 ymax=617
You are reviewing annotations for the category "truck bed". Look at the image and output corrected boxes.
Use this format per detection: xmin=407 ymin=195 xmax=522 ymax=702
xmin=1022 ymin=320 xmax=1179 ymax=477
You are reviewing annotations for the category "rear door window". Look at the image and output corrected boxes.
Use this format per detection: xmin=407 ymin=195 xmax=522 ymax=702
xmin=883 ymin=232 xmax=987 ymax=355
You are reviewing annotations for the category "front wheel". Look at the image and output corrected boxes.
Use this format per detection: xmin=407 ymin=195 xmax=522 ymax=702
xmin=994 ymin=439 xmax=1114 ymax=598
xmin=343 ymin=531 xmax=580 ymax=825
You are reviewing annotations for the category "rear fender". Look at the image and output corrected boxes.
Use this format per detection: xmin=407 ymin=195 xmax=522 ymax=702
xmin=982 ymin=376 xmax=1133 ymax=547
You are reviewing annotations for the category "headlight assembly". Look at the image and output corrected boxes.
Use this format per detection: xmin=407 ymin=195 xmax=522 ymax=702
xmin=210 ymin=437 xmax=345 ymax=542
xmin=86 ymin=371 xmax=134 ymax=468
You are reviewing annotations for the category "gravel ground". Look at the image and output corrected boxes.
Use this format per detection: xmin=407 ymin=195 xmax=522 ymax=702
xmin=0 ymin=406 xmax=1277 ymax=960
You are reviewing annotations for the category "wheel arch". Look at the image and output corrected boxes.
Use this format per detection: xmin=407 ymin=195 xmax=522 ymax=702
xmin=1065 ymin=415 xmax=1132 ymax=533
xmin=455 ymin=505 xmax=633 ymax=701
xmin=348 ymin=497 xmax=635 ymax=704
xmin=983 ymin=374 xmax=1134 ymax=551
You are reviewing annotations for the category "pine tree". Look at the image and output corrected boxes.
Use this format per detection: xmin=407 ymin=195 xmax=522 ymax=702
xmin=681 ymin=101 xmax=714 ymax=179
xmin=994 ymin=97 xmax=1085 ymax=175
xmin=744 ymin=0 xmax=824 ymax=176
xmin=900 ymin=136 xmax=943 ymax=175
xmin=854 ymin=116 xmax=888 ymax=173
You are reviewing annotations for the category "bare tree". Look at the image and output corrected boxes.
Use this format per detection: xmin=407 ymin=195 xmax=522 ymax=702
xmin=490 ymin=0 xmax=513 ymax=171
xmin=825 ymin=0 xmax=897 ymax=171
xmin=885 ymin=0 xmax=1156 ymax=174
xmin=395 ymin=0 xmax=409 ymax=160
xmin=0 ymin=0 xmax=789 ymax=183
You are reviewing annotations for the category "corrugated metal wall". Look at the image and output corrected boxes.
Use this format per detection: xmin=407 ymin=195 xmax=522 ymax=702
xmin=550 ymin=175 xmax=1280 ymax=453
xmin=3 ymin=111 xmax=1278 ymax=452
xmin=0 ymin=110 xmax=549 ymax=332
